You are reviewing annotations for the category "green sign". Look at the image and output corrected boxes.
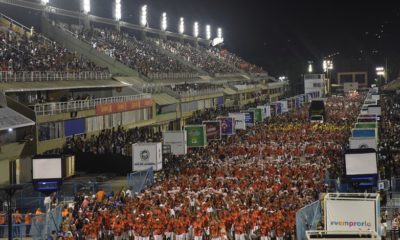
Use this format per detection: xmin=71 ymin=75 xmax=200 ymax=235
xmin=249 ymin=108 xmax=262 ymax=122
xmin=355 ymin=122 xmax=377 ymax=129
xmin=185 ymin=125 xmax=207 ymax=148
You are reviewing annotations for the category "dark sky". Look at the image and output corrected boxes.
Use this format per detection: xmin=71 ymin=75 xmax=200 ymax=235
xmin=4 ymin=0 xmax=400 ymax=82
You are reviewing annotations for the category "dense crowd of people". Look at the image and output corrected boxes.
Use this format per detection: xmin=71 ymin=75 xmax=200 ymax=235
xmin=154 ymin=39 xmax=237 ymax=75
xmin=52 ymin=95 xmax=366 ymax=240
xmin=57 ymin=23 xmax=195 ymax=77
xmin=0 ymin=24 xmax=108 ymax=75
xmin=64 ymin=126 xmax=161 ymax=155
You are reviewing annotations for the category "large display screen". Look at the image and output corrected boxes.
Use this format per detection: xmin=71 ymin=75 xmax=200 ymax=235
xmin=345 ymin=152 xmax=377 ymax=175
xmin=32 ymin=158 xmax=62 ymax=179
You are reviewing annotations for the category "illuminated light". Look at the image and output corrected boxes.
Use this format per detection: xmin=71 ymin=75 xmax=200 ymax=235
xmin=161 ymin=12 xmax=167 ymax=31
xmin=41 ymin=0 xmax=49 ymax=5
xmin=141 ymin=5 xmax=147 ymax=27
xmin=179 ymin=17 xmax=184 ymax=34
xmin=217 ymin=27 xmax=222 ymax=39
xmin=193 ymin=22 xmax=199 ymax=38
xmin=206 ymin=24 xmax=211 ymax=40
xmin=376 ymin=67 xmax=384 ymax=71
xmin=8 ymin=128 xmax=12 ymax=132
xmin=377 ymin=71 xmax=385 ymax=76
xmin=308 ymin=63 xmax=313 ymax=73
xmin=83 ymin=0 xmax=90 ymax=14
xmin=115 ymin=0 xmax=121 ymax=21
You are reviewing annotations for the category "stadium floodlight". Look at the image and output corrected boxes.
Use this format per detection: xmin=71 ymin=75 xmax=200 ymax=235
xmin=141 ymin=5 xmax=147 ymax=27
xmin=179 ymin=17 xmax=185 ymax=34
xmin=83 ymin=0 xmax=90 ymax=14
xmin=376 ymin=67 xmax=384 ymax=71
xmin=161 ymin=12 xmax=167 ymax=31
xmin=217 ymin=27 xmax=222 ymax=39
xmin=206 ymin=24 xmax=211 ymax=40
xmin=194 ymin=22 xmax=199 ymax=38
xmin=41 ymin=0 xmax=49 ymax=5
xmin=308 ymin=61 xmax=313 ymax=73
xmin=115 ymin=0 xmax=121 ymax=21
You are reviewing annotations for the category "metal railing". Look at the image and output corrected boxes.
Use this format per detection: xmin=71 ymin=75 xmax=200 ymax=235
xmin=33 ymin=93 xmax=151 ymax=115
xmin=147 ymin=72 xmax=199 ymax=80
xmin=0 ymin=71 xmax=112 ymax=82
xmin=127 ymin=168 xmax=154 ymax=195
xmin=178 ymin=88 xmax=224 ymax=97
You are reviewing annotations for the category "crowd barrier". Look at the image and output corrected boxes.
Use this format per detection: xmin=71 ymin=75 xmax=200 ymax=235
xmin=0 ymin=206 xmax=62 ymax=240
xmin=0 ymin=71 xmax=111 ymax=82
xmin=296 ymin=200 xmax=322 ymax=240
xmin=127 ymin=168 xmax=154 ymax=195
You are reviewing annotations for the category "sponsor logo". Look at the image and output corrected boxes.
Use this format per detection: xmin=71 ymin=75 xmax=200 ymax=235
xmin=330 ymin=220 xmax=372 ymax=228
xmin=140 ymin=150 xmax=150 ymax=161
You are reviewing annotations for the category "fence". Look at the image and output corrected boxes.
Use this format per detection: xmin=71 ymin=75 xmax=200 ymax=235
xmin=0 ymin=206 xmax=62 ymax=240
xmin=296 ymin=200 xmax=322 ymax=240
xmin=127 ymin=168 xmax=154 ymax=195
xmin=147 ymin=72 xmax=199 ymax=80
xmin=33 ymin=93 xmax=151 ymax=115
xmin=0 ymin=71 xmax=112 ymax=82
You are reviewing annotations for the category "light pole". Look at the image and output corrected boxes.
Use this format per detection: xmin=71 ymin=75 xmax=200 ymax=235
xmin=323 ymin=59 xmax=333 ymax=95
xmin=376 ymin=67 xmax=385 ymax=87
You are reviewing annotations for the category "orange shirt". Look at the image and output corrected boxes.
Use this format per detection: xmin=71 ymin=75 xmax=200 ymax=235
xmin=0 ymin=214 xmax=5 ymax=225
xmin=24 ymin=213 xmax=32 ymax=225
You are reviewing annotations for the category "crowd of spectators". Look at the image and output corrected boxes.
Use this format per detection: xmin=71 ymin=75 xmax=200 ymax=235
xmin=154 ymin=39 xmax=238 ymax=75
xmin=64 ymin=126 xmax=161 ymax=155
xmin=52 ymin=95 xmax=365 ymax=240
xmin=0 ymin=24 xmax=108 ymax=74
xmin=166 ymin=83 xmax=224 ymax=95
xmin=58 ymin=23 xmax=195 ymax=77
xmin=209 ymin=48 xmax=265 ymax=75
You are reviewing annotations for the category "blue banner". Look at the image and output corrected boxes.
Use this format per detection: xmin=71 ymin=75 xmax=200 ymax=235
xmin=276 ymin=102 xmax=282 ymax=114
xmin=243 ymin=111 xmax=255 ymax=125
xmin=352 ymin=129 xmax=376 ymax=138
xmin=218 ymin=117 xmax=235 ymax=135
xmin=64 ymin=118 xmax=85 ymax=137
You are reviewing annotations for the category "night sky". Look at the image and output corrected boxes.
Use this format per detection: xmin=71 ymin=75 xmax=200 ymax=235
xmin=3 ymin=0 xmax=400 ymax=86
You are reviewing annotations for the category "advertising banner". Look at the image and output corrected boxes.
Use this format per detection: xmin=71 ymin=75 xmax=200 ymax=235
xmin=349 ymin=137 xmax=377 ymax=150
xmin=217 ymin=117 xmax=235 ymax=135
xmin=132 ymin=142 xmax=162 ymax=171
xmin=257 ymin=105 xmax=270 ymax=120
xmin=96 ymin=98 xmax=153 ymax=115
xmin=229 ymin=113 xmax=246 ymax=130
xmin=202 ymin=121 xmax=222 ymax=141
xmin=242 ymin=111 xmax=255 ymax=126
xmin=325 ymin=199 xmax=377 ymax=232
xmin=355 ymin=122 xmax=377 ymax=129
xmin=277 ymin=100 xmax=288 ymax=113
xmin=163 ymin=131 xmax=187 ymax=155
xmin=249 ymin=108 xmax=262 ymax=122
xmin=185 ymin=125 xmax=207 ymax=148
xmin=352 ymin=128 xmax=377 ymax=138
xmin=295 ymin=97 xmax=301 ymax=108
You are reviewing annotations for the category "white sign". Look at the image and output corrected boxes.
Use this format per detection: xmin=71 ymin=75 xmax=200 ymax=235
xmin=349 ymin=137 xmax=377 ymax=150
xmin=229 ymin=113 xmax=246 ymax=130
xmin=257 ymin=105 xmax=271 ymax=120
xmin=277 ymin=100 xmax=288 ymax=113
xmin=345 ymin=152 xmax=377 ymax=175
xmin=163 ymin=131 xmax=187 ymax=156
xmin=132 ymin=142 xmax=162 ymax=171
xmin=32 ymin=158 xmax=62 ymax=180
xmin=368 ymin=106 xmax=381 ymax=116
xmin=326 ymin=199 xmax=377 ymax=232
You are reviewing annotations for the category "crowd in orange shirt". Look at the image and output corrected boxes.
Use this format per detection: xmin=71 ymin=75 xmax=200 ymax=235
xmin=56 ymin=95 xmax=362 ymax=240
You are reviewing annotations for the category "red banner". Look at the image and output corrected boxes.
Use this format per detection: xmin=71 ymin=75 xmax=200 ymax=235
xmin=96 ymin=98 xmax=153 ymax=115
